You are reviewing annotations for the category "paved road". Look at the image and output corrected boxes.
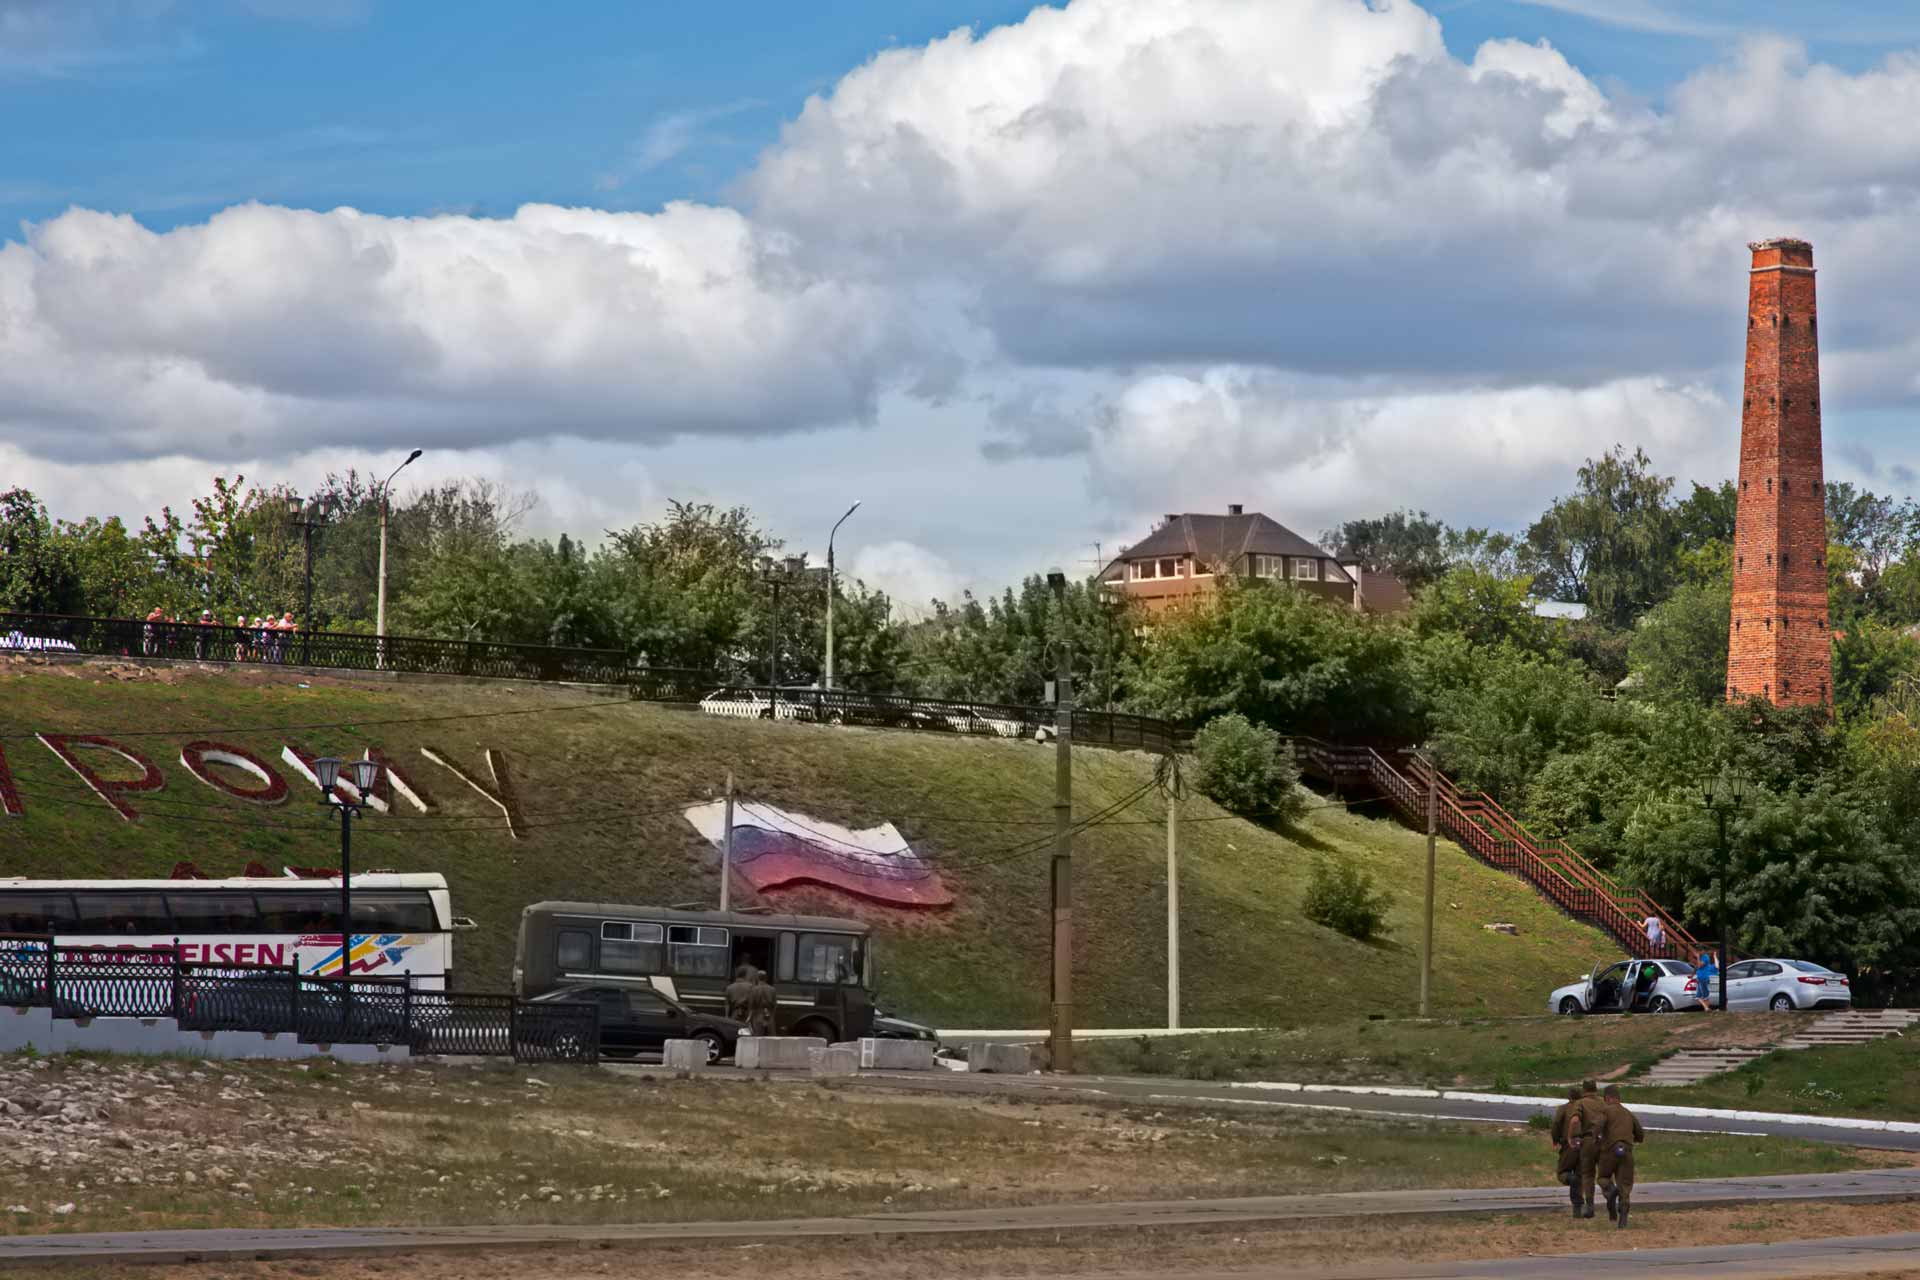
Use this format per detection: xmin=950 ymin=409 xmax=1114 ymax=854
xmin=1104 ymin=1232 xmax=1920 ymax=1279
xmin=831 ymin=1068 xmax=1920 ymax=1152
xmin=3 ymin=1169 xmax=1918 ymax=1267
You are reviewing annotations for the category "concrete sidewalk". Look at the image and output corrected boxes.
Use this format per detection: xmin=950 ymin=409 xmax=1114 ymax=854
xmin=3 ymin=1168 xmax=1918 ymax=1267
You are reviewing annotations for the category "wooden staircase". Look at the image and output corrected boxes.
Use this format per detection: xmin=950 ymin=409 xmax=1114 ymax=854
xmin=1287 ymin=737 xmax=1701 ymax=961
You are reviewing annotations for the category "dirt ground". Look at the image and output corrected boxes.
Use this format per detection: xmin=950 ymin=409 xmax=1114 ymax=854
xmin=32 ymin=1200 xmax=1920 ymax=1280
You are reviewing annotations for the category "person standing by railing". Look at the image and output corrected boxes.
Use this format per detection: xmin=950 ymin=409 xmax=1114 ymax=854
xmin=195 ymin=609 xmax=214 ymax=660
xmin=234 ymin=615 xmax=250 ymax=662
xmin=280 ymin=611 xmax=297 ymax=664
xmin=1642 ymin=913 xmax=1664 ymax=955
xmin=142 ymin=606 xmax=163 ymax=656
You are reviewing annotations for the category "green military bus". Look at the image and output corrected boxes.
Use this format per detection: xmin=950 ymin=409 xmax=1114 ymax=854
xmin=512 ymin=901 xmax=876 ymax=1043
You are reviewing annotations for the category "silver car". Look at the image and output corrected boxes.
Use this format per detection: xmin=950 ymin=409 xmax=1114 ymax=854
xmin=1721 ymin=958 xmax=1853 ymax=1012
xmin=1550 ymin=958 xmax=1702 ymax=1015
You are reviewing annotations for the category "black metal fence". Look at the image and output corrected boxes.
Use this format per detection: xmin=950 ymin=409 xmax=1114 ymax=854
xmin=0 ymin=938 xmax=597 ymax=1063
xmin=1 ymin=609 xmax=1188 ymax=753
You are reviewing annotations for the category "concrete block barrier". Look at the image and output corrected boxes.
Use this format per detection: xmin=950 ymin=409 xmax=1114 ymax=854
xmin=965 ymin=1042 xmax=1031 ymax=1074
xmin=735 ymin=1036 xmax=826 ymax=1070
xmin=661 ymin=1039 xmax=710 ymax=1072
xmin=809 ymin=1046 xmax=860 ymax=1077
xmin=857 ymin=1038 xmax=937 ymax=1070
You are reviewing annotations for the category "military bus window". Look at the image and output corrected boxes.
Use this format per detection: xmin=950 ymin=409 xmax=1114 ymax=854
xmin=0 ymin=893 xmax=77 ymax=935
xmin=667 ymin=925 xmax=730 ymax=977
xmin=349 ymin=891 xmax=437 ymax=932
xmin=797 ymin=933 xmax=859 ymax=984
xmin=556 ymin=930 xmax=592 ymax=970
xmin=71 ymin=892 xmax=171 ymax=935
xmin=777 ymin=931 xmax=797 ymax=982
xmin=600 ymin=921 xmax=664 ymax=973
xmin=165 ymin=892 xmax=258 ymax=933
xmin=254 ymin=892 xmax=334 ymax=932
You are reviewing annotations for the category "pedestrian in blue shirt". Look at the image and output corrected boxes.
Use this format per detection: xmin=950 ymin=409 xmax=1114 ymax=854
xmin=1696 ymin=951 xmax=1718 ymax=1011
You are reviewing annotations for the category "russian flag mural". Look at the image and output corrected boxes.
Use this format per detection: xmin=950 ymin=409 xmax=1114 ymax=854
xmin=681 ymin=801 xmax=953 ymax=909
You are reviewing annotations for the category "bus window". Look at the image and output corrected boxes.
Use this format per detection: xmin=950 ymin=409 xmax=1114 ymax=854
xmin=556 ymin=929 xmax=592 ymax=970
xmin=349 ymin=892 xmax=437 ymax=932
xmin=777 ymin=931 xmax=796 ymax=982
xmin=72 ymin=892 xmax=171 ymax=936
xmin=165 ymin=892 xmax=257 ymax=933
xmin=668 ymin=925 xmax=729 ymax=977
xmin=600 ymin=921 xmax=663 ymax=973
xmin=255 ymin=892 xmax=335 ymax=932
xmin=0 ymin=893 xmax=77 ymax=935
xmin=798 ymin=933 xmax=862 ymax=985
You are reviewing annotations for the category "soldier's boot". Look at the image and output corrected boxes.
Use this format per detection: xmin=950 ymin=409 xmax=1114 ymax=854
xmin=1580 ymin=1198 xmax=1595 ymax=1219
xmin=1616 ymin=1196 xmax=1630 ymax=1230
xmin=1568 ymin=1181 xmax=1582 ymax=1211
xmin=1603 ymin=1185 xmax=1618 ymax=1222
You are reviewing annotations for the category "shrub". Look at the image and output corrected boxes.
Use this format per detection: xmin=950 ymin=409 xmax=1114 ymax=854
xmin=1191 ymin=712 xmax=1307 ymax=822
xmin=1304 ymin=859 xmax=1392 ymax=942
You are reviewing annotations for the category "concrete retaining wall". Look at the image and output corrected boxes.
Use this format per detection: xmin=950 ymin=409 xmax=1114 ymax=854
xmin=809 ymin=1046 xmax=859 ymax=1077
xmin=661 ymin=1039 xmax=710 ymax=1072
xmin=857 ymin=1038 xmax=937 ymax=1070
xmin=735 ymin=1036 xmax=826 ymax=1070
xmin=965 ymin=1042 xmax=1031 ymax=1074
xmin=0 ymin=1006 xmax=410 ymax=1063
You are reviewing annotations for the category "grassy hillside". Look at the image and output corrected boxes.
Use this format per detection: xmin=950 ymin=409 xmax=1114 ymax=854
xmin=0 ymin=659 xmax=1618 ymax=1027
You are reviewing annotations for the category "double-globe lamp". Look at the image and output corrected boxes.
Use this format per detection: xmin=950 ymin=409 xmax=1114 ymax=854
xmin=310 ymin=756 xmax=382 ymax=984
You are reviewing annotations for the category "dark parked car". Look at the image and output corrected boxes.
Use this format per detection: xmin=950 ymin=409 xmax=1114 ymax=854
xmin=872 ymin=1010 xmax=938 ymax=1041
xmin=531 ymin=984 xmax=744 ymax=1062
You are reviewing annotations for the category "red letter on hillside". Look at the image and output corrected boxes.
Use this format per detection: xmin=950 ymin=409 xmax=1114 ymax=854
xmin=0 ymin=743 xmax=22 ymax=818
xmin=37 ymin=734 xmax=166 ymax=823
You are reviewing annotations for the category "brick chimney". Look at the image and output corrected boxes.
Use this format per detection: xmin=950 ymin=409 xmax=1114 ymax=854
xmin=1227 ymin=503 xmax=1244 ymax=516
xmin=1727 ymin=238 xmax=1831 ymax=708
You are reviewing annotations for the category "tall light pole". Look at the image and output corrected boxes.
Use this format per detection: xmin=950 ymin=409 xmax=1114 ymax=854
xmin=375 ymin=449 xmax=423 ymax=667
xmin=825 ymin=500 xmax=861 ymax=690
xmin=284 ymin=495 xmax=324 ymax=666
xmin=1046 ymin=569 xmax=1074 ymax=1073
xmin=309 ymin=756 xmax=382 ymax=1027
xmin=1703 ymin=771 xmax=1752 ymax=1011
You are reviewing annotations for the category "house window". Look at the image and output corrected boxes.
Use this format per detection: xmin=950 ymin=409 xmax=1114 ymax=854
xmin=1159 ymin=558 xmax=1180 ymax=579
xmin=1132 ymin=560 xmax=1155 ymax=580
xmin=1292 ymin=558 xmax=1318 ymax=581
xmin=1190 ymin=558 xmax=1212 ymax=578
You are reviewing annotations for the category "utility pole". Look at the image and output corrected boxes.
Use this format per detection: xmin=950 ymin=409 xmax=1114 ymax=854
xmin=1047 ymin=570 xmax=1073 ymax=1073
xmin=721 ymin=771 xmax=735 ymax=913
xmin=1419 ymin=747 xmax=1437 ymax=1018
xmin=1164 ymin=757 xmax=1181 ymax=1030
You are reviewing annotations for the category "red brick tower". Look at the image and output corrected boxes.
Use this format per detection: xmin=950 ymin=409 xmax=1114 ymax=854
xmin=1727 ymin=238 xmax=1831 ymax=708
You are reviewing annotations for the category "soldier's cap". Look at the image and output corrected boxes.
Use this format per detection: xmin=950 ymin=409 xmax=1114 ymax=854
xmin=1581 ymin=1079 xmax=1598 ymax=1094
xmin=1567 ymin=1085 xmax=1582 ymax=1100
xmin=1603 ymin=1084 xmax=1622 ymax=1099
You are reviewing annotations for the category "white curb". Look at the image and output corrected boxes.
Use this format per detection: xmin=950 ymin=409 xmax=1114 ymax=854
xmin=1225 ymin=1081 xmax=1920 ymax=1135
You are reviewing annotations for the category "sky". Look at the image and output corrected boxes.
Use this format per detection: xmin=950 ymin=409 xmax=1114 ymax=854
xmin=7 ymin=0 xmax=1920 ymax=610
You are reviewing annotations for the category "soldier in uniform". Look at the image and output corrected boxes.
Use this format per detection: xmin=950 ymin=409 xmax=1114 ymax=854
xmin=1569 ymin=1078 xmax=1609 ymax=1219
xmin=724 ymin=964 xmax=755 ymax=1026
xmin=1596 ymin=1084 xmax=1646 ymax=1228
xmin=747 ymin=967 xmax=777 ymax=1036
xmin=1549 ymin=1084 xmax=1583 ymax=1210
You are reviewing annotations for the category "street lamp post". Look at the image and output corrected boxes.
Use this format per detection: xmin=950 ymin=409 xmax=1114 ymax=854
xmin=1045 ymin=570 xmax=1074 ymax=1072
xmin=375 ymin=449 xmax=423 ymax=668
xmin=825 ymin=500 xmax=861 ymax=691
xmin=309 ymin=756 xmax=382 ymax=1028
xmin=1702 ymin=771 xmax=1752 ymax=1012
xmin=758 ymin=556 xmax=806 ymax=719
xmin=285 ymin=495 xmax=324 ymax=666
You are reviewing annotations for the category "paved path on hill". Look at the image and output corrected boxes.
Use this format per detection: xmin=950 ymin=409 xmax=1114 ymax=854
xmin=3 ymin=1169 xmax=1918 ymax=1267
xmin=822 ymin=1068 xmax=1920 ymax=1152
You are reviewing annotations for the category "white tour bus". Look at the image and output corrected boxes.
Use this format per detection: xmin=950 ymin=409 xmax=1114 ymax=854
xmin=0 ymin=873 xmax=457 ymax=986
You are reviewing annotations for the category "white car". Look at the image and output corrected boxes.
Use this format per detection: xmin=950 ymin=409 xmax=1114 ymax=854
xmin=1550 ymin=958 xmax=1703 ymax=1015
xmin=696 ymin=688 xmax=815 ymax=723
xmin=1720 ymin=959 xmax=1853 ymax=1012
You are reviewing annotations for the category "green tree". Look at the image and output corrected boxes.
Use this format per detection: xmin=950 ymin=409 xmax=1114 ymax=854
xmin=1525 ymin=446 xmax=1678 ymax=628
xmin=904 ymin=576 xmax=1137 ymax=706
xmin=1411 ymin=566 xmax=1554 ymax=655
xmin=1190 ymin=713 xmax=1307 ymax=822
xmin=1126 ymin=579 xmax=1417 ymax=739
xmin=54 ymin=516 xmax=153 ymax=618
xmin=1627 ymin=580 xmax=1731 ymax=706
xmin=1834 ymin=620 xmax=1920 ymax=723
xmin=0 ymin=488 xmax=82 ymax=615
xmin=1323 ymin=510 xmax=1453 ymax=592
xmin=1422 ymin=643 xmax=1621 ymax=803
